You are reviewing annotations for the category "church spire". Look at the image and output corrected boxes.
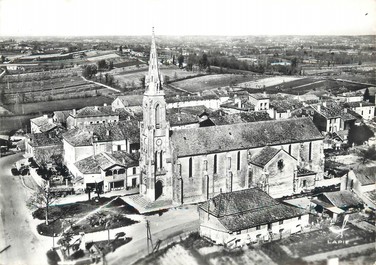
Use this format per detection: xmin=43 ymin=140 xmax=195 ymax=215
xmin=146 ymin=27 xmax=163 ymax=95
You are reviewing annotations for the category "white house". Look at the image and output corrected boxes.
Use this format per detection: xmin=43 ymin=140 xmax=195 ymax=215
xmin=198 ymin=188 xmax=309 ymax=247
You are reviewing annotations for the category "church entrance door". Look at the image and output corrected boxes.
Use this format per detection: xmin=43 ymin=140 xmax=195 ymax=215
xmin=155 ymin=180 xmax=163 ymax=200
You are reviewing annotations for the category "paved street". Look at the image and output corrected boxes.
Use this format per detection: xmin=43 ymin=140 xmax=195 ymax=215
xmin=106 ymin=205 xmax=199 ymax=265
xmin=0 ymin=153 xmax=50 ymax=265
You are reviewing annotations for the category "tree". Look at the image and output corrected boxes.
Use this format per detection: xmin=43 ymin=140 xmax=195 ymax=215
xmin=108 ymin=61 xmax=114 ymax=70
xmin=359 ymin=145 xmax=376 ymax=164
xmin=27 ymin=182 xmax=56 ymax=225
xmin=82 ymin=65 xmax=97 ymax=79
xmin=178 ymin=55 xmax=184 ymax=68
xmin=57 ymin=232 xmax=73 ymax=256
xmin=97 ymin=59 xmax=107 ymax=70
xmin=363 ymin=88 xmax=370 ymax=102
xmin=348 ymin=124 xmax=374 ymax=146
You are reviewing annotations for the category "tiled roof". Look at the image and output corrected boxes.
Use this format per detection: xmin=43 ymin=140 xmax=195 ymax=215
xmin=314 ymin=102 xmax=357 ymax=121
xmin=249 ymin=93 xmax=269 ymax=100
xmin=270 ymin=99 xmax=303 ymax=112
xmin=53 ymin=110 xmax=72 ymax=123
xmin=27 ymin=132 xmax=63 ymax=147
xmin=170 ymin=117 xmax=323 ymax=157
xmin=74 ymin=151 xmax=139 ymax=174
xmin=211 ymin=112 xmax=271 ymax=126
xmin=167 ymin=106 xmax=209 ymax=126
xmin=345 ymin=101 xmax=375 ymax=108
xmin=353 ymin=167 xmax=376 ymax=185
xmin=249 ymin=146 xmax=280 ymax=167
xmin=63 ymin=120 xmax=140 ymax=147
xmin=73 ymin=106 xmax=118 ymax=118
xmin=320 ymin=191 xmax=363 ymax=208
xmin=31 ymin=116 xmax=57 ymax=132
xmin=74 ymin=156 xmax=100 ymax=174
xmin=166 ymin=93 xmax=219 ymax=103
xmin=199 ymin=188 xmax=306 ymax=231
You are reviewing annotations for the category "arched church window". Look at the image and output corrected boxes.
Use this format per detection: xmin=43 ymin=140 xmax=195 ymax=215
xmin=155 ymin=104 xmax=160 ymax=128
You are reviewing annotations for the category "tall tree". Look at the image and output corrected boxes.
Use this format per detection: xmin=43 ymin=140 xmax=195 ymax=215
xmin=178 ymin=55 xmax=184 ymax=68
xmin=27 ymin=182 xmax=56 ymax=225
xmin=363 ymin=88 xmax=370 ymax=101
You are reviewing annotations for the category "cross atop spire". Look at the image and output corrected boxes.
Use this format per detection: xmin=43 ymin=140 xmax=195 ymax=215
xmin=145 ymin=27 xmax=163 ymax=95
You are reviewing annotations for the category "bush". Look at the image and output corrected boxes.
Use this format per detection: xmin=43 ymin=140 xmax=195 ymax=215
xmin=348 ymin=124 xmax=374 ymax=145
xmin=46 ymin=249 xmax=61 ymax=265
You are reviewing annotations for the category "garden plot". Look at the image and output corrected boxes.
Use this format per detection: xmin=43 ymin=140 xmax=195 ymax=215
xmin=113 ymin=67 xmax=201 ymax=87
xmin=238 ymin=76 xmax=304 ymax=89
xmin=171 ymin=74 xmax=257 ymax=93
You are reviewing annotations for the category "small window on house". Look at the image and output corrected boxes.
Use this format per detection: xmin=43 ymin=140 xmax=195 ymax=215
xmin=256 ymin=225 xmax=261 ymax=230
xmin=117 ymin=145 xmax=121 ymax=151
xmin=268 ymin=223 xmax=272 ymax=230
xmin=302 ymin=180 xmax=307 ymax=187
xmin=279 ymin=220 xmax=283 ymax=225
xmin=133 ymin=167 xmax=136 ymax=175
xmin=288 ymin=144 xmax=291 ymax=155
xmin=214 ymin=155 xmax=217 ymax=174
xmin=298 ymin=216 xmax=301 ymax=220
xmin=277 ymin=159 xmax=284 ymax=171
xmin=105 ymin=171 xmax=112 ymax=176
xmin=118 ymin=168 xmax=125 ymax=174
xmin=227 ymin=157 xmax=231 ymax=170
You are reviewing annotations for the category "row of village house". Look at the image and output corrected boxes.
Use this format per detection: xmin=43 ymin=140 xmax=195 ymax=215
xmin=23 ymin=87 xmax=375 ymax=195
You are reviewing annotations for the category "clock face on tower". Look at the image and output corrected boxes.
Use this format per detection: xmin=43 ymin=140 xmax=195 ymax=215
xmin=156 ymin=138 xmax=162 ymax=146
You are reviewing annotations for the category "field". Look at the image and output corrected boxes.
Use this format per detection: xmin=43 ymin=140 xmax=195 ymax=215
xmin=4 ymin=95 xmax=113 ymax=115
xmin=1 ymin=72 xmax=116 ymax=104
xmin=242 ymin=77 xmax=367 ymax=95
xmin=112 ymin=67 xmax=202 ymax=88
xmin=237 ymin=76 xmax=304 ymax=89
xmin=171 ymin=74 xmax=258 ymax=93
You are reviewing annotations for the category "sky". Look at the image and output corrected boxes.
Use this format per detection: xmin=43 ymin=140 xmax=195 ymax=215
xmin=0 ymin=0 xmax=375 ymax=36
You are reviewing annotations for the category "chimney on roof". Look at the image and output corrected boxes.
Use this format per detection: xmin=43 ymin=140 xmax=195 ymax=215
xmin=360 ymin=102 xmax=363 ymax=107
xmin=104 ymin=103 xmax=107 ymax=107
xmin=73 ymin=109 xmax=76 ymax=115
xmin=263 ymin=91 xmax=267 ymax=97
xmin=106 ymin=130 xmax=110 ymax=136
xmin=94 ymin=106 xmax=98 ymax=110
xmin=43 ymin=114 xmax=48 ymax=119
xmin=344 ymin=108 xmax=347 ymax=113
xmin=322 ymin=102 xmax=327 ymax=107
xmin=317 ymin=105 xmax=321 ymax=113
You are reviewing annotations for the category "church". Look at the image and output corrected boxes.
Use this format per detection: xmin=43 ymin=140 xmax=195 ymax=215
xmin=138 ymin=29 xmax=324 ymax=206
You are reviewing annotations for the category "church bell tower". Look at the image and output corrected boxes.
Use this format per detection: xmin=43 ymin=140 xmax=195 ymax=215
xmin=139 ymin=28 xmax=172 ymax=201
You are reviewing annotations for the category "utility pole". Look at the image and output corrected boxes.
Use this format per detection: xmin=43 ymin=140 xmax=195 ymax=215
xmin=146 ymin=220 xmax=153 ymax=254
